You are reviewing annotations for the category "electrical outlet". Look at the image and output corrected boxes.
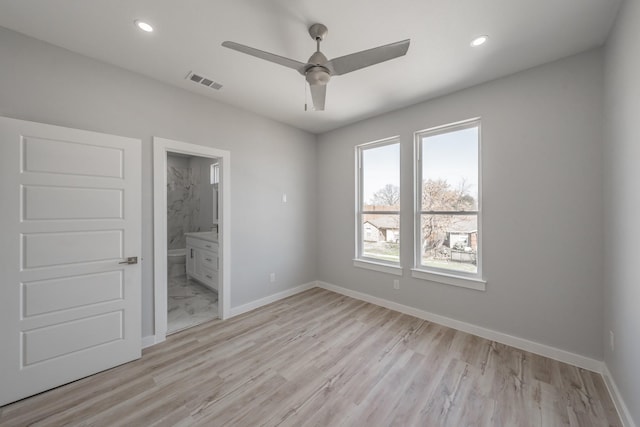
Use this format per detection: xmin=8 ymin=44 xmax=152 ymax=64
xmin=270 ymin=273 xmax=276 ymax=283
xmin=393 ymin=279 xmax=400 ymax=290
xmin=282 ymin=193 xmax=287 ymax=203
xmin=609 ymin=330 xmax=615 ymax=352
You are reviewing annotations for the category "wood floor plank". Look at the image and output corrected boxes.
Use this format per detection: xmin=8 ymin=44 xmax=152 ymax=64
xmin=0 ymin=288 xmax=622 ymax=427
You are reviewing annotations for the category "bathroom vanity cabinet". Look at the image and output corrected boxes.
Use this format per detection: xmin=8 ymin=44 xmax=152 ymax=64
xmin=185 ymin=234 xmax=218 ymax=292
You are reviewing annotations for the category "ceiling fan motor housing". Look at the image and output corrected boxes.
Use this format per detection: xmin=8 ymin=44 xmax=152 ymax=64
xmin=308 ymin=51 xmax=328 ymax=66
xmin=305 ymin=50 xmax=331 ymax=85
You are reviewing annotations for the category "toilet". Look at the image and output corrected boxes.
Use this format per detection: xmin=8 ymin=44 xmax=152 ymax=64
xmin=167 ymin=248 xmax=186 ymax=277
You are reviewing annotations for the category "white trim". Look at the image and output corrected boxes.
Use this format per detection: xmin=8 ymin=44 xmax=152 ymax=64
xmin=353 ymin=259 xmax=403 ymax=276
xmin=228 ymin=282 xmax=317 ymax=318
xmin=152 ymin=137 xmax=231 ymax=346
xmin=316 ymin=281 xmax=602 ymax=373
xmin=414 ymin=117 xmax=483 ymax=135
xmin=141 ymin=335 xmax=165 ymax=349
xmin=602 ymin=364 xmax=637 ymax=427
xmin=411 ymin=268 xmax=486 ymax=291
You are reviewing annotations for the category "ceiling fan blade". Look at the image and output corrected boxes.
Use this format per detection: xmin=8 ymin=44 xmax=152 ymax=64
xmin=309 ymin=84 xmax=326 ymax=111
xmin=221 ymin=41 xmax=307 ymax=74
xmin=325 ymin=39 xmax=410 ymax=76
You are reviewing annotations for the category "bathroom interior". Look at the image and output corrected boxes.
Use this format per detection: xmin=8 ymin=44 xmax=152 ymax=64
xmin=166 ymin=152 xmax=220 ymax=334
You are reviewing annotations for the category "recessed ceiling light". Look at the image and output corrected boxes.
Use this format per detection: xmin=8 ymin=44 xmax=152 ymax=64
xmin=470 ymin=35 xmax=488 ymax=47
xmin=134 ymin=20 xmax=153 ymax=33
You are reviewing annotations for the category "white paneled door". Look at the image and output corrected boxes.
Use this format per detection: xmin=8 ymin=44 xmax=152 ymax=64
xmin=0 ymin=117 xmax=142 ymax=406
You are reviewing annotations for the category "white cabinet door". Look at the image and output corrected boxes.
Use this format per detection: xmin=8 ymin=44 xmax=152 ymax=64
xmin=186 ymin=240 xmax=204 ymax=281
xmin=186 ymin=245 xmax=196 ymax=278
xmin=186 ymin=238 xmax=218 ymax=291
xmin=0 ymin=117 xmax=142 ymax=406
xmin=194 ymin=247 xmax=205 ymax=279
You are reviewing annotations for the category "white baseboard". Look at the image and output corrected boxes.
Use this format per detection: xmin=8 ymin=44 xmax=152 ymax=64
xmin=602 ymin=364 xmax=637 ymax=427
xmin=228 ymin=281 xmax=317 ymax=318
xmin=316 ymin=281 xmax=603 ymax=373
xmin=141 ymin=333 xmax=166 ymax=349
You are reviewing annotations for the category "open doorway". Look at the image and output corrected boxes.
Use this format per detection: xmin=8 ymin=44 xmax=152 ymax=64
xmin=153 ymin=137 xmax=231 ymax=345
xmin=166 ymin=153 xmax=219 ymax=334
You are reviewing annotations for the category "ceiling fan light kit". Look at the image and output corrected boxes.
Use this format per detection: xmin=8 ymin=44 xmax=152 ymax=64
xmin=222 ymin=23 xmax=410 ymax=111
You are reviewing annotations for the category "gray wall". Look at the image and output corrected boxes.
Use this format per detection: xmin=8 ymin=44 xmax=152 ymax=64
xmin=317 ymin=50 xmax=605 ymax=359
xmin=0 ymin=27 xmax=317 ymax=338
xmin=603 ymin=0 xmax=640 ymax=422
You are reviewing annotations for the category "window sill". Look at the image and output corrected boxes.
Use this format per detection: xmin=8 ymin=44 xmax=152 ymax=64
xmin=411 ymin=268 xmax=486 ymax=291
xmin=353 ymin=259 xmax=403 ymax=276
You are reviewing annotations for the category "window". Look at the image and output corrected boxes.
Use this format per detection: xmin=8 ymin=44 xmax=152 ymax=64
xmin=414 ymin=119 xmax=484 ymax=288
xmin=355 ymin=137 xmax=401 ymax=273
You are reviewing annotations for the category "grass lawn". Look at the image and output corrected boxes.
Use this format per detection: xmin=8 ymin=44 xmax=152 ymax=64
xmin=363 ymin=241 xmax=399 ymax=262
xmin=362 ymin=242 xmax=477 ymax=273
xmin=422 ymin=257 xmax=477 ymax=273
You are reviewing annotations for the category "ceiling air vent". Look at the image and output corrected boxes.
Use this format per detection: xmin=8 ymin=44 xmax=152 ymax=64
xmin=186 ymin=71 xmax=223 ymax=90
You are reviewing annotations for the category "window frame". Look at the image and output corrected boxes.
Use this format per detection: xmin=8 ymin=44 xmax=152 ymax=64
xmin=412 ymin=118 xmax=485 ymax=290
xmin=354 ymin=136 xmax=403 ymax=275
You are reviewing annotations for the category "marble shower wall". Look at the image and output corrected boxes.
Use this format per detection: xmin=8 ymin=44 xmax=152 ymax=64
xmin=167 ymin=154 xmax=201 ymax=249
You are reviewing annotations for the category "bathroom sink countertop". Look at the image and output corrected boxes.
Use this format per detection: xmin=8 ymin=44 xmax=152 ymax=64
xmin=184 ymin=231 xmax=218 ymax=243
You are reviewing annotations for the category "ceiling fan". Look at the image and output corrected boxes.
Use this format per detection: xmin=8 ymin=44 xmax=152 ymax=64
xmin=222 ymin=24 xmax=410 ymax=111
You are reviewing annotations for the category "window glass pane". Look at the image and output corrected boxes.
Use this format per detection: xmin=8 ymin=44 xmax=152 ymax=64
xmin=362 ymin=214 xmax=399 ymax=262
xmin=363 ymin=143 xmax=400 ymax=210
xmin=420 ymin=214 xmax=477 ymax=273
xmin=421 ymin=127 xmax=478 ymax=211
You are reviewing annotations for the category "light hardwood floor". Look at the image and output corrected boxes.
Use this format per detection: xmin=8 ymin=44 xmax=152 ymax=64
xmin=0 ymin=288 xmax=621 ymax=426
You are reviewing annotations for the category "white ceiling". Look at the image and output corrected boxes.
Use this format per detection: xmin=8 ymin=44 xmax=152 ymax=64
xmin=0 ymin=0 xmax=621 ymax=134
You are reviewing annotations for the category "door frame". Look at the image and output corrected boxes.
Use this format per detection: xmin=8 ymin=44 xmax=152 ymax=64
xmin=152 ymin=137 xmax=231 ymax=344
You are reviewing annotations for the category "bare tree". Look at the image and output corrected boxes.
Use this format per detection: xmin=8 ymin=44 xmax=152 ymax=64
xmin=422 ymin=178 xmax=475 ymax=211
xmin=370 ymin=184 xmax=400 ymax=207
xmin=421 ymin=179 xmax=476 ymax=253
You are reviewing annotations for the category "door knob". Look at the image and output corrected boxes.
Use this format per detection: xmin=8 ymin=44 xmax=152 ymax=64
xmin=119 ymin=257 xmax=138 ymax=265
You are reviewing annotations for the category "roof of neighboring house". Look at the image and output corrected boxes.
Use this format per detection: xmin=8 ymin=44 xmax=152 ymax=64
xmin=446 ymin=217 xmax=478 ymax=233
xmin=448 ymin=228 xmax=478 ymax=234
xmin=363 ymin=204 xmax=399 ymax=211
xmin=362 ymin=214 xmax=475 ymax=232
xmin=363 ymin=215 xmax=399 ymax=230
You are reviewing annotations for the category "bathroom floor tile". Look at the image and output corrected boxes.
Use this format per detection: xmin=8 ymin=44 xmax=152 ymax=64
xmin=167 ymin=274 xmax=218 ymax=334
